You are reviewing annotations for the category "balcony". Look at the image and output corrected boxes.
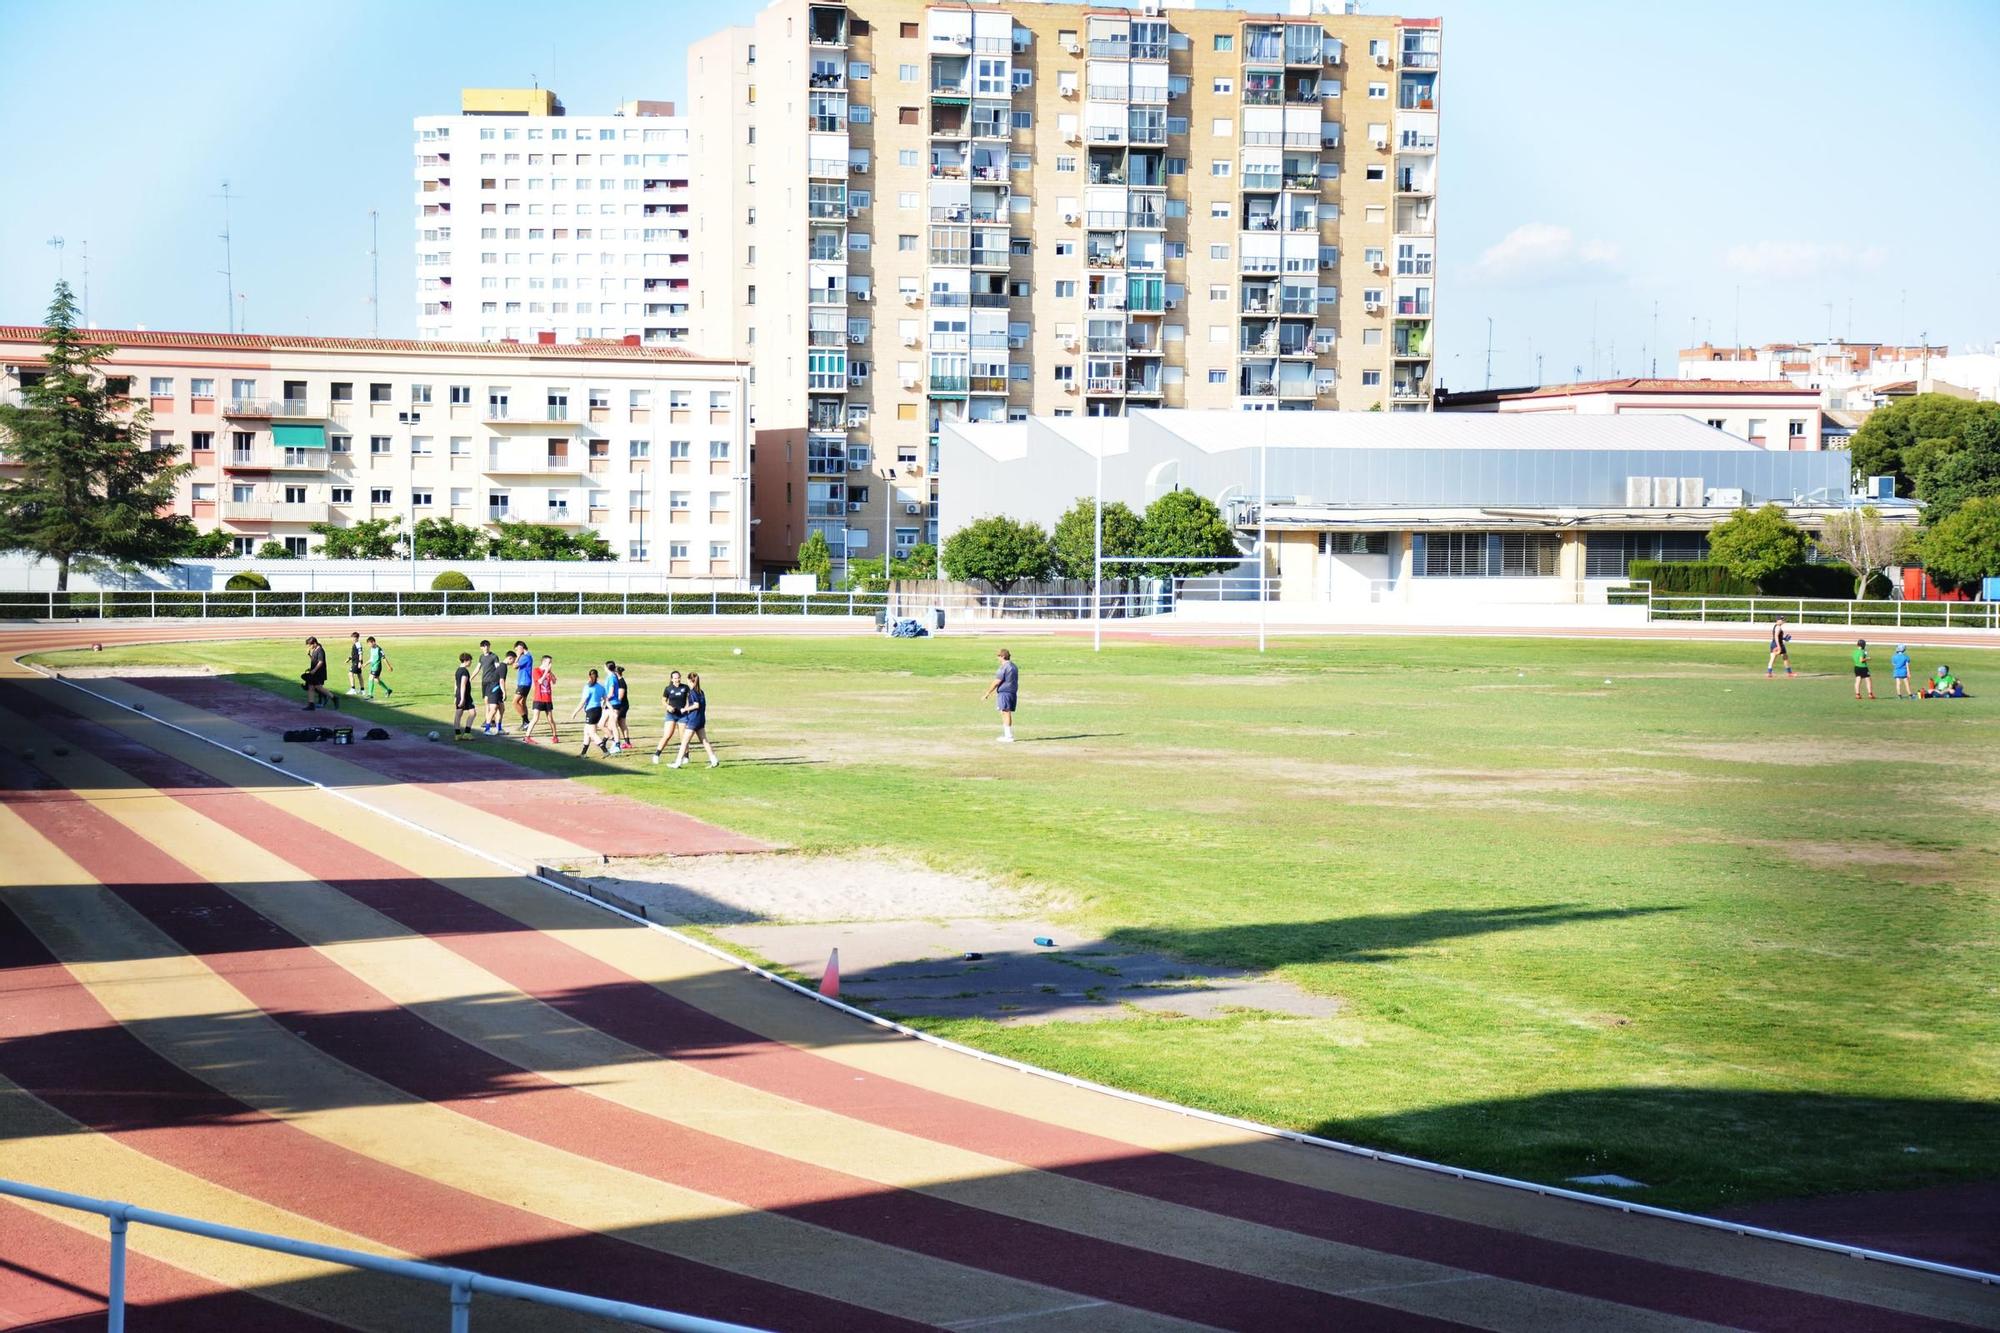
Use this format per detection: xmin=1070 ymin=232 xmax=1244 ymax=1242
xmin=1279 ymin=380 xmax=1317 ymax=399
xmin=1242 ymin=89 xmax=1281 ymax=107
xmin=532 ymin=508 xmax=587 ymax=526
xmin=809 ymin=70 xmax=847 ymax=90
xmin=221 ymin=500 xmax=331 ymax=524
xmin=1085 ymin=377 xmax=1125 ymax=395
xmin=1126 ymin=378 xmax=1163 ymax=396
xmin=224 ymin=448 xmax=328 ymax=472
xmin=928 ymin=375 xmax=970 ymax=394
xmin=482 ymin=455 xmax=591 ymax=476
xmin=808 ymin=158 xmax=850 ymax=179
xmin=968 ymin=375 xmax=1009 ymax=394
xmin=224 ymin=398 xmax=280 ymax=418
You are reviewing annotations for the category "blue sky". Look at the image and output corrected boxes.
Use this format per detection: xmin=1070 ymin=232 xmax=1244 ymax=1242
xmin=4 ymin=0 xmax=1995 ymax=389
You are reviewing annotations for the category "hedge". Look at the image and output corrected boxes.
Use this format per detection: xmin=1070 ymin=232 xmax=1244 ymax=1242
xmin=431 ymin=570 xmax=475 ymax=592
xmin=1628 ymin=561 xmax=1754 ymax=595
xmin=224 ymin=571 xmax=271 ymax=591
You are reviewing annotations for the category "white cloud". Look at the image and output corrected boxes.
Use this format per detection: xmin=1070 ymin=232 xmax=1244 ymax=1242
xmin=1722 ymin=240 xmax=1887 ymax=282
xmin=1466 ymin=223 xmax=1623 ymax=286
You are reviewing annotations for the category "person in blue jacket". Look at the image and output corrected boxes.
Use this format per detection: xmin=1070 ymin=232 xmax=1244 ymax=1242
xmin=570 ymin=667 xmax=611 ymax=757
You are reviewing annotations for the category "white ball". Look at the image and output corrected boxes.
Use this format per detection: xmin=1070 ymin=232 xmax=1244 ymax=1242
xmin=732 ymin=647 xmax=743 ymax=656
xmin=1604 ymin=678 xmax=1613 ymax=686
xmin=426 ymin=730 xmax=440 ymax=742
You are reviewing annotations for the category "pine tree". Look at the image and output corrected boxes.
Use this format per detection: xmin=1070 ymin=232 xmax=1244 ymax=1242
xmin=0 ymin=283 xmax=191 ymax=590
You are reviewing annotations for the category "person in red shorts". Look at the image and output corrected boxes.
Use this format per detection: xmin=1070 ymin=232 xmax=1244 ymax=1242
xmin=527 ymin=654 xmax=561 ymax=743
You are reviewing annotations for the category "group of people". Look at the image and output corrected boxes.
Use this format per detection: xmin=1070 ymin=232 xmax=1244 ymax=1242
xmin=1765 ymin=619 xmax=1970 ymax=701
xmin=304 ymin=634 xmax=720 ymax=769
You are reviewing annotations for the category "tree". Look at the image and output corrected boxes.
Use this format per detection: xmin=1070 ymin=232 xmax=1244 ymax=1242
xmin=1706 ymin=503 xmax=1807 ymax=587
xmin=175 ymin=526 xmax=236 ymax=558
xmin=412 ymin=516 xmax=488 ymax=561
xmin=1848 ymin=394 xmax=2000 ymax=495
xmin=1051 ymin=496 xmax=1143 ymax=585
xmin=1917 ymin=497 xmax=2000 ymax=591
xmin=1908 ymin=411 xmax=2000 ymax=525
xmin=310 ymin=516 xmax=403 ymax=559
xmin=895 ymin=542 xmax=941 ymax=580
xmin=0 ymin=282 xmax=192 ymax=590
xmin=485 ymin=521 xmax=615 ymax=560
xmin=255 ymin=540 xmax=295 ymax=560
xmin=791 ymin=529 xmax=833 ymax=589
xmin=1813 ymin=507 xmax=1910 ymax=599
xmin=941 ymin=515 xmax=1053 ymax=593
xmin=1137 ymin=488 xmax=1243 ymax=580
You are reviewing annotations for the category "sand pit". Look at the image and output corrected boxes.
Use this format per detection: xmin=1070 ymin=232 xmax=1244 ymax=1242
xmin=571 ymin=851 xmax=1061 ymax=924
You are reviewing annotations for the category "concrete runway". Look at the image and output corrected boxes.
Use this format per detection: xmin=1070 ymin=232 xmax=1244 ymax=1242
xmin=1 ymin=622 xmax=1996 ymax=1330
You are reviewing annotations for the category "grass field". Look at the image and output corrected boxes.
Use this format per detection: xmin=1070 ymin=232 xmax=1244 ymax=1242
xmin=37 ymin=630 xmax=2000 ymax=1213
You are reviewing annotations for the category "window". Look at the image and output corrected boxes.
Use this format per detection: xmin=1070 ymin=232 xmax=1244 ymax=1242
xmin=1788 ymin=419 xmax=1807 ymax=439
xmin=1210 ymin=202 xmax=1231 ymax=219
xmin=899 ymin=63 xmax=919 ymax=81
xmin=148 ymin=376 xmax=174 ymax=396
xmin=1056 ymin=155 xmax=1076 ymax=173
xmin=1213 ymin=33 xmax=1233 ymax=51
xmin=1368 ymin=83 xmax=1388 ymax=99
xmin=709 ymin=440 xmax=730 ymax=460
xmin=449 ymin=384 xmax=472 ymax=404
xmin=328 ymin=433 xmax=349 ymax=453
xmin=370 ymin=435 xmax=392 ymax=455
xmin=1208 ymin=284 xmax=1229 ymax=302
xmin=1211 ymin=78 xmax=1233 ymax=94
xmin=1747 ymin=418 xmax=1768 ymax=443
xmin=330 ymin=487 xmax=353 ymax=504
xmin=190 ymin=378 xmax=215 ymax=398
xmin=191 ymin=431 xmax=214 ymax=452
xmin=629 ymin=439 xmax=651 ymax=458
xmin=709 ymin=542 xmax=729 ymax=561
xmin=848 ymin=61 xmax=870 ymax=79
xmin=412 ymin=490 xmax=433 ymax=507
xmin=1706 ymin=418 xmax=1727 ymax=430
xmin=1208 ymin=243 xmax=1230 ymax=260
xmin=370 ymin=487 xmax=393 ymax=505
xmin=628 ymin=540 xmax=650 ymax=561
xmin=1361 ymin=369 xmax=1382 ymax=386
xmin=369 ymin=382 xmax=392 ymax=403
xmin=1208 ymin=369 xmax=1228 ymax=384
xmin=1168 ymin=117 xmax=1189 ymax=136
xmin=282 ymin=485 xmax=308 ymax=504
xmin=669 ymin=439 xmax=691 ymax=459
xmin=1210 ymin=160 xmax=1231 ymax=177
xmin=284 ymin=536 xmax=309 ymax=557
xmin=409 ymin=383 xmax=433 ymax=404
xmin=1011 ymin=110 xmax=1032 ymax=130
xmin=899 ymin=148 xmax=920 ymax=167
xmin=670 ymin=490 xmax=690 ymax=510
xmin=1011 ymin=69 xmax=1031 ymax=90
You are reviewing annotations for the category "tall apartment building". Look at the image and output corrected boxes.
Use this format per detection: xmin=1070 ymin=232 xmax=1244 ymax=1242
xmin=689 ymin=0 xmax=1441 ymax=575
xmin=413 ymin=89 xmax=694 ymax=347
xmin=0 ymin=328 xmax=753 ymax=583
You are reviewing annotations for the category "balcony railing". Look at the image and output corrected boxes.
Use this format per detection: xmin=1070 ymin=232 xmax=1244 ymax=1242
xmin=970 ymin=292 xmax=1011 ymax=308
xmin=1085 ymin=377 xmax=1124 ymax=394
xmin=969 ymin=375 xmax=1009 ymax=393
xmin=224 ymin=398 xmax=279 ymax=417
xmin=221 ymin=500 xmax=331 ymax=523
xmin=809 ymin=71 xmax=847 ymax=89
xmin=929 ymin=375 xmax=971 ymax=393
xmin=808 ymin=158 xmax=849 ymax=178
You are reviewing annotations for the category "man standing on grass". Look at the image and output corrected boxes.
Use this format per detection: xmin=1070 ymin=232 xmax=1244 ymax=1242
xmin=346 ymin=632 xmax=365 ymax=695
xmin=512 ymin=640 xmax=534 ymax=733
xmin=1766 ymin=617 xmax=1794 ymax=678
xmin=476 ymin=640 xmax=505 ymax=735
xmin=526 ymin=654 xmax=560 ymax=744
xmin=365 ymin=636 xmax=394 ymax=701
xmin=981 ymin=647 xmax=1018 ymax=742
xmin=1852 ymin=638 xmax=1875 ymax=701
xmin=452 ymin=652 xmax=476 ymax=738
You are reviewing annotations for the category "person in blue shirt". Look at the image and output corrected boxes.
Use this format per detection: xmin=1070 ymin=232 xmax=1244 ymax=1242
xmin=512 ymin=640 xmax=535 ymax=733
xmin=1891 ymin=644 xmax=1913 ymax=700
xmin=570 ymin=667 xmax=611 ymax=757
xmin=603 ymin=660 xmax=632 ymax=752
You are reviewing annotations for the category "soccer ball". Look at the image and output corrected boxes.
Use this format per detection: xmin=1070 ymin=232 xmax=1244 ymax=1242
xmin=426 ymin=730 xmax=440 ymax=742
xmin=1603 ymin=678 xmax=1613 ymax=686
xmin=732 ymin=647 xmax=743 ymax=656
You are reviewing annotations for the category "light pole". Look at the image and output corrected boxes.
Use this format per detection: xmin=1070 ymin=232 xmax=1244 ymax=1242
xmin=1092 ymin=425 xmax=1105 ymax=652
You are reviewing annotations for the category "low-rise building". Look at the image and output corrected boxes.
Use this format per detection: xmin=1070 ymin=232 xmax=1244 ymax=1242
xmin=0 ymin=328 xmax=752 ymax=584
xmin=1436 ymin=377 xmax=1824 ymax=451
xmin=941 ymin=409 xmax=1908 ymax=606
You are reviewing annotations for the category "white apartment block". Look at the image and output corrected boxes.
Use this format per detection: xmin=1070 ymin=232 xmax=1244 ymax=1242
xmin=688 ymin=0 xmax=1442 ymax=575
xmin=413 ymin=89 xmax=694 ymax=347
xmin=0 ymin=328 xmax=753 ymax=584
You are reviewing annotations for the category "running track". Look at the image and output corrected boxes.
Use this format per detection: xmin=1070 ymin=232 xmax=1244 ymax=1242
xmin=1 ymin=628 xmax=1996 ymax=1330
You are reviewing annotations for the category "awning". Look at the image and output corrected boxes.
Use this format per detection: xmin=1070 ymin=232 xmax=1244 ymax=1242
xmin=272 ymin=423 xmax=326 ymax=448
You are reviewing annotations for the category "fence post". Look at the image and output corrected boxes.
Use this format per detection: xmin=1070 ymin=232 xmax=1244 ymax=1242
xmin=150 ymin=591 xmax=157 ymax=619
xmin=449 ymin=1276 xmax=472 ymax=1333
xmin=711 ymin=589 xmax=718 ymax=616
xmin=106 ymin=1214 xmax=128 ymax=1333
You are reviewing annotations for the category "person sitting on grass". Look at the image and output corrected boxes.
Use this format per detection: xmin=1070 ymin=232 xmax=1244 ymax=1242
xmin=1921 ymin=666 xmax=1967 ymax=700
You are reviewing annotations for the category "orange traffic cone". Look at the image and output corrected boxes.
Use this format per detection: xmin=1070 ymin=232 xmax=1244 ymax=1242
xmin=819 ymin=948 xmax=840 ymax=999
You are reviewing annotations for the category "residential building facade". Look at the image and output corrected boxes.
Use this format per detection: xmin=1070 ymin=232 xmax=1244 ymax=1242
xmin=940 ymin=410 xmax=1895 ymax=607
xmin=688 ymin=0 xmax=1442 ymax=576
xmin=0 ymin=329 xmax=753 ymax=584
xmin=1436 ymin=378 xmax=1824 ymax=452
xmin=413 ymin=89 xmax=694 ymax=348
xmin=1678 ymin=340 xmax=2000 ymax=411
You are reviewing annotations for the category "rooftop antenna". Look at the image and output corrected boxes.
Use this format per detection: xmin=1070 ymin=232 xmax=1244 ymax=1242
xmin=79 ymin=241 xmax=91 ymax=324
xmin=1650 ymin=300 xmax=1659 ymax=376
xmin=46 ymin=235 xmax=64 ymax=282
xmin=238 ymin=292 xmax=247 ymax=333
xmin=368 ymin=209 xmax=380 ymax=336
xmin=216 ymin=181 xmax=238 ymax=333
xmin=1483 ymin=316 xmax=1493 ymax=389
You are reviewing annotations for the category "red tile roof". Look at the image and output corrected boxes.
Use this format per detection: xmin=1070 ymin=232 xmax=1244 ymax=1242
xmin=0 ymin=325 xmax=739 ymax=364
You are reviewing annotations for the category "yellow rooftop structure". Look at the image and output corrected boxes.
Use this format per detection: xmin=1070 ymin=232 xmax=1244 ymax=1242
xmin=459 ymin=88 xmax=562 ymax=116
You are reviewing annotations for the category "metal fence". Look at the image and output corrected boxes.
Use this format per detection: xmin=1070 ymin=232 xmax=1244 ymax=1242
xmin=1648 ymin=595 xmax=2000 ymax=629
xmin=0 ymin=1176 xmax=759 ymax=1333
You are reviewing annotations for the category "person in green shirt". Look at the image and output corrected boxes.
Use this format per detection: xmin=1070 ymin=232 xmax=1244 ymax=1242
xmin=1851 ymin=639 xmax=1874 ymax=701
xmin=365 ymin=635 xmax=395 ymax=701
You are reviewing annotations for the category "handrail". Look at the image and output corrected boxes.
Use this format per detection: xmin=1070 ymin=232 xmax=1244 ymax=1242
xmin=0 ymin=1176 xmax=762 ymax=1333
xmin=1644 ymin=592 xmax=2000 ymax=630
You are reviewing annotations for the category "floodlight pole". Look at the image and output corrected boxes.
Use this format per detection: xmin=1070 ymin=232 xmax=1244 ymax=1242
xmin=1258 ymin=433 xmax=1268 ymax=654
xmin=1092 ymin=435 xmax=1104 ymax=653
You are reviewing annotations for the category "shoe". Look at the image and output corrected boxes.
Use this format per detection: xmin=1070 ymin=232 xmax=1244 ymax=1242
xmin=997 ymin=734 xmax=1014 ymax=743
xmin=524 ymin=736 xmax=539 ymax=745
xmin=670 ymin=758 xmax=686 ymax=769
xmin=650 ymin=752 xmax=661 ymax=766
xmin=707 ymin=756 xmax=718 ymax=768
xmin=579 ymin=743 xmax=591 ymax=756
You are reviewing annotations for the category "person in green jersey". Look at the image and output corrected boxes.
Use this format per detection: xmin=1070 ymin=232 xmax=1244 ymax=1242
xmin=365 ymin=635 xmax=395 ymax=700
xmin=1851 ymin=639 xmax=1874 ymax=701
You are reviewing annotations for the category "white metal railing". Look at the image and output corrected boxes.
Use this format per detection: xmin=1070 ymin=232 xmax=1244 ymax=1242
xmin=1646 ymin=594 xmax=2000 ymax=629
xmin=0 ymin=1177 xmax=760 ymax=1333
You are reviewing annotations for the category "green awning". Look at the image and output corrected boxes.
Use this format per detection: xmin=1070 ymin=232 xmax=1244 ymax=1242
xmin=272 ymin=424 xmax=326 ymax=448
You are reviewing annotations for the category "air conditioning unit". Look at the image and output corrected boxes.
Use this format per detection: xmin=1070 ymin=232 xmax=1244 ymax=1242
xmin=1371 ymin=136 xmax=1389 ymax=150
xmin=1061 ymin=210 xmax=1078 ymax=223
xmin=1624 ymin=476 xmax=1653 ymax=507
xmin=905 ymin=502 xmax=923 ymax=514
xmin=1372 ymin=261 xmax=1388 ymax=273
xmin=1363 ymin=300 xmax=1381 ymax=313
xmin=1060 ymin=336 xmax=1078 ymax=350
xmin=1061 ymin=38 xmax=1081 ymax=54
xmin=1063 ymin=131 xmax=1081 ymax=144
xmin=851 ymin=161 xmax=868 ymax=173
xmin=1316 ymin=381 xmax=1336 ymax=394
xmin=1705 ymin=486 xmax=1745 ymax=509
xmin=903 ymin=334 xmax=921 ymax=347
xmin=1063 ymin=381 xmax=1079 ymax=393
xmin=1164 ymin=298 xmax=1178 ymax=310
xmin=847 ymin=501 xmax=863 ymax=512
xmin=901 ymin=376 xmax=921 ymax=389
xmin=854 ymin=291 xmax=872 ymax=302
xmin=1375 ymin=51 xmax=1392 ymax=66
xmin=1061 ymin=84 xmax=1077 ymax=98
xmin=904 ymin=292 xmax=922 ymax=305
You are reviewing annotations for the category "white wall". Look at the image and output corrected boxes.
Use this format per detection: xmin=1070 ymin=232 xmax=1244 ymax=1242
xmin=0 ymin=555 xmax=746 ymax=594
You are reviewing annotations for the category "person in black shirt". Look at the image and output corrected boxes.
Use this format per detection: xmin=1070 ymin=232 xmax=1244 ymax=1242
xmin=452 ymin=652 xmax=476 ymax=738
xmin=652 ymin=670 xmax=691 ymax=765
xmin=668 ymin=672 xmax=718 ymax=769
xmin=301 ymin=636 xmax=332 ymax=711
xmin=476 ymin=640 xmax=505 ymax=735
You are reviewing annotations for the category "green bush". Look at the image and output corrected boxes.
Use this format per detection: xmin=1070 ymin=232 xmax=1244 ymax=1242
xmin=224 ymin=571 xmax=271 ymax=592
xmin=1628 ymin=561 xmax=1754 ymax=596
xmin=431 ymin=570 xmax=475 ymax=592
xmin=1761 ymin=562 xmax=1891 ymax=600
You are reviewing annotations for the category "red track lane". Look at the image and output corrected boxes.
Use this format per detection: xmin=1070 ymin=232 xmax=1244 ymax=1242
xmin=0 ymin=902 xmax=926 ymax=1332
xmin=0 ymin=1199 xmax=349 ymax=1332
xmin=6 ymin=690 xmax=1970 ymax=1332
xmin=131 ymin=674 xmax=764 ymax=857
xmin=0 ymin=724 xmax=1448 ymax=1333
